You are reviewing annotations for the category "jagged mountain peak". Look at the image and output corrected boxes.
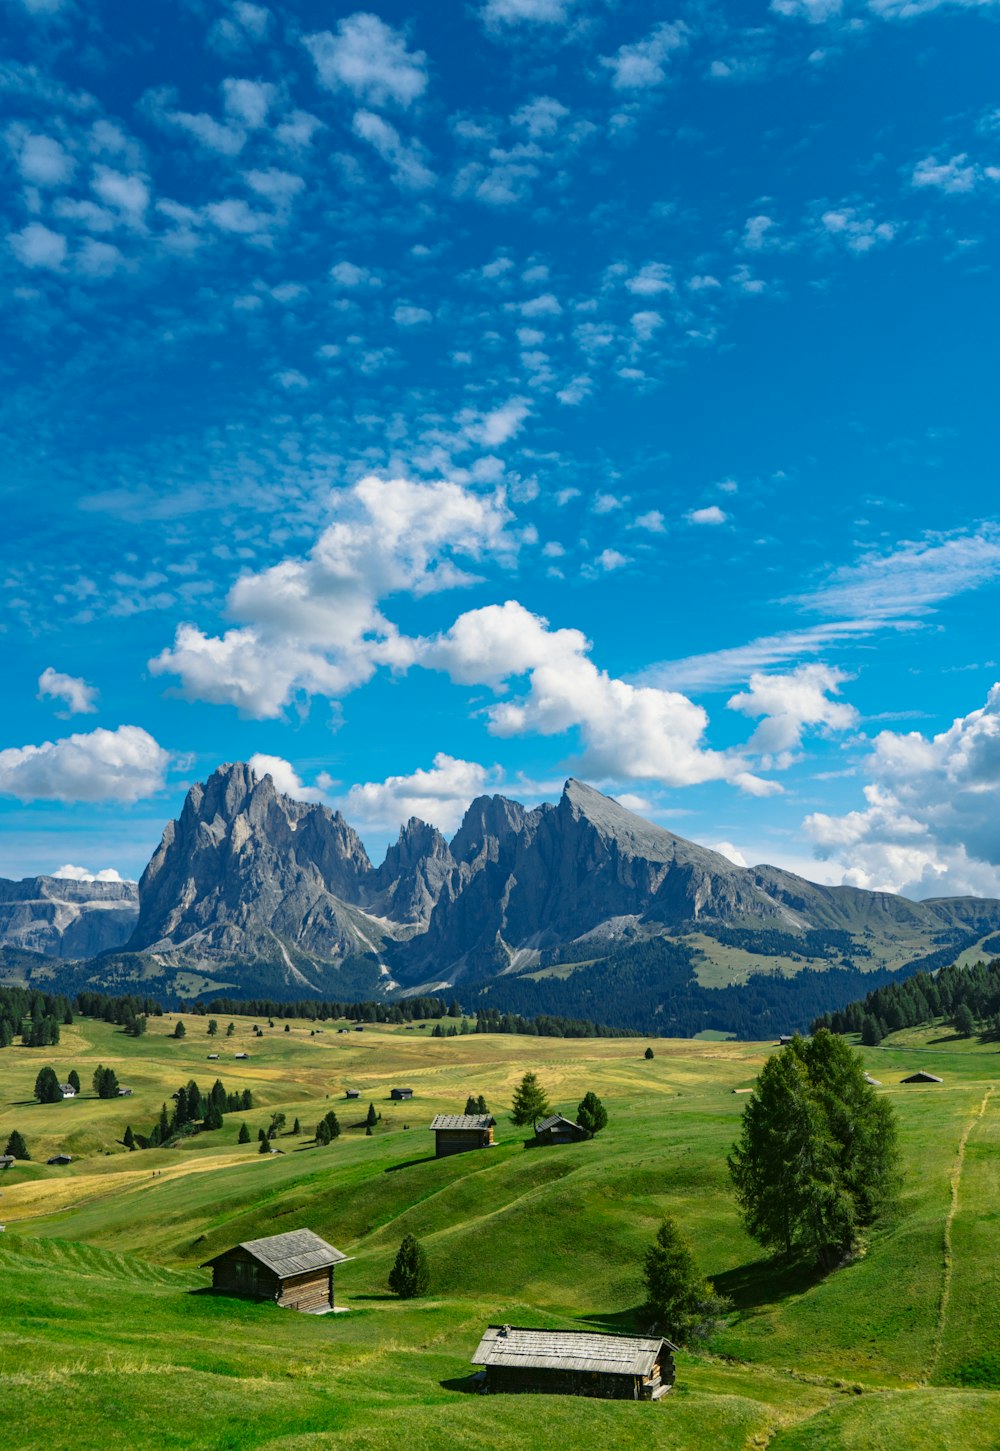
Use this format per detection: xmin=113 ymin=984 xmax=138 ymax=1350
xmin=450 ymin=791 xmax=534 ymax=864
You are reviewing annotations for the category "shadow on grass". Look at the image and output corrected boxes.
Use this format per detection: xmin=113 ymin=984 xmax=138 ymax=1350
xmin=928 ymin=1032 xmax=967 ymax=1045
xmin=440 ymin=1374 xmax=484 ymax=1395
xmin=385 ymin=1155 xmax=436 ymax=1172
xmin=713 ymin=1254 xmax=825 ymax=1312
xmin=350 ymin=1293 xmax=396 ymax=1302
xmin=575 ymin=1305 xmax=646 ymax=1335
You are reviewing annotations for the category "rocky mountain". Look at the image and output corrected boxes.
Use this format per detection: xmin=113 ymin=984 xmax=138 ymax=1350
xmin=5 ymin=762 xmax=1000 ymax=1024
xmin=0 ymin=875 xmax=138 ymax=958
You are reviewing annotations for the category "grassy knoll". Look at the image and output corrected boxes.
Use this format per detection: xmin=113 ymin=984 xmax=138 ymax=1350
xmin=1 ymin=1014 xmax=999 ymax=1449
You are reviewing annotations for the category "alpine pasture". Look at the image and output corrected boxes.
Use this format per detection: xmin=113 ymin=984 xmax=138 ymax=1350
xmin=1 ymin=1011 xmax=998 ymax=1450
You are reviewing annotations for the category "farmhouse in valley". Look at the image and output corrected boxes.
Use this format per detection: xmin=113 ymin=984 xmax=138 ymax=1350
xmin=202 ymin=1229 xmax=348 ymax=1312
xmin=901 ymin=1071 xmax=943 ymax=1084
xmin=390 ymin=1087 xmax=414 ymax=1101
xmin=471 ymin=1325 xmax=676 ymax=1399
xmin=533 ymin=1114 xmax=589 ymax=1146
xmin=59 ymin=1083 xmax=76 ymax=1098
xmin=430 ymin=1113 xmax=496 ymax=1158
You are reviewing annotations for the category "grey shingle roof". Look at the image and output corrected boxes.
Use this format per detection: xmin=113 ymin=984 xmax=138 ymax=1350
xmin=472 ymin=1326 xmax=672 ymax=1377
xmin=534 ymin=1114 xmax=578 ymax=1133
xmin=430 ymin=1114 xmax=496 ymax=1130
xmin=203 ymin=1229 xmax=347 ymax=1277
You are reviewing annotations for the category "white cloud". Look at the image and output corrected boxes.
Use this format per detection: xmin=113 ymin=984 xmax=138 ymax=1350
xmin=687 ymin=505 xmax=727 ymax=525
xmin=305 ymin=14 xmax=428 ymax=108
xmin=458 ymin=396 xmax=531 ymax=447
xmin=222 ymin=77 xmax=275 ymax=128
xmin=511 ymin=96 xmax=570 ymax=138
xmin=626 ymin=262 xmax=674 ymax=295
xmin=91 ymin=166 xmax=149 ymax=225
xmin=9 ymin=130 xmax=74 ymax=186
xmin=0 ymin=725 xmax=169 ymax=803
xmin=393 ymin=303 xmax=433 ymax=326
xmin=330 ymin=260 xmax=380 ymax=287
xmin=601 ymin=22 xmax=689 ymax=91
xmin=819 ymin=205 xmax=897 ymax=254
xmin=37 ymin=667 xmax=98 ymax=716
xmin=632 ymin=510 xmax=666 ymax=533
xmin=343 ymin=753 xmax=497 ymax=834
xmin=51 ymin=864 xmax=125 ymax=882
xmin=150 ymin=476 xmax=516 ymax=719
xmin=248 ymin=753 xmax=324 ymax=802
xmin=9 ymin=222 xmax=67 ymax=270
xmin=727 ymin=664 xmax=858 ymax=765
xmin=643 ymin=620 xmax=893 ymax=691
xmin=352 ymin=110 xmax=436 ymax=191
xmin=805 ymin=684 xmax=1000 ymax=897
xmin=709 ymin=840 xmax=749 ymax=867
xmin=631 ymin=309 xmax=663 ymax=341
xmin=596 ymin=548 xmax=627 ymax=571
xmin=421 ymin=599 xmax=767 ymax=791
xmin=911 ymin=153 xmax=997 ymax=195
xmin=798 ymin=525 xmax=1000 ymax=620
xmin=481 ymin=0 xmax=575 ymax=26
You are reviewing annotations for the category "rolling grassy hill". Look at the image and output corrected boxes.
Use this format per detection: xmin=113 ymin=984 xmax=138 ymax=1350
xmin=1 ymin=1013 xmax=998 ymax=1449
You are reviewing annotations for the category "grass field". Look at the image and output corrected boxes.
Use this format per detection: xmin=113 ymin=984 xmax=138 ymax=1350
xmin=1 ymin=1011 xmax=998 ymax=1450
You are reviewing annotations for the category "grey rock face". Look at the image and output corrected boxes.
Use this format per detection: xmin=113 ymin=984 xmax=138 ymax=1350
xmin=369 ymin=818 xmax=456 ymax=925
xmin=0 ymin=876 xmax=138 ymax=958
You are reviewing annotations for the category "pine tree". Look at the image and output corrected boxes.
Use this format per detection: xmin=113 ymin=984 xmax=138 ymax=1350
xmin=576 ymin=1090 xmax=608 ymax=1137
xmin=954 ymin=1002 xmax=976 ymax=1037
xmin=238 ymin=1122 xmax=251 ymax=1144
xmin=644 ymin=1216 xmax=730 ymax=1343
xmin=203 ymin=1104 xmax=223 ymax=1131
xmin=644 ymin=1047 xmax=655 ymax=1060
xmin=173 ymin=1021 xmax=186 ymax=1039
xmin=34 ymin=1066 xmax=62 ymax=1103
xmin=68 ymin=1069 xmax=81 ymax=1092
xmin=292 ymin=1117 xmax=301 ymax=1135
xmin=366 ymin=1102 xmax=377 ymax=1128
xmin=259 ymin=1134 xmax=272 ymax=1154
xmin=315 ymin=1118 xmax=332 ymax=1145
xmin=323 ymin=1110 xmax=340 ymax=1140
xmin=123 ymin=1125 xmax=135 ymax=1151
xmin=4 ymin=1129 xmax=29 ymax=1160
xmin=388 ymin=1233 xmax=429 ymax=1298
xmin=860 ymin=1015 xmax=882 ymax=1046
xmin=510 ymin=1071 xmax=551 ymax=1126
xmin=226 ymin=1022 xmax=235 ymax=1037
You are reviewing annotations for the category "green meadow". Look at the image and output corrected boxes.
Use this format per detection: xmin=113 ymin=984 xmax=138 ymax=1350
xmin=1 ymin=1011 xmax=998 ymax=1450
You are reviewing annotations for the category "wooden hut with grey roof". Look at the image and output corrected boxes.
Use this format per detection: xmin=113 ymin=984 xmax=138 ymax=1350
xmin=202 ymin=1229 xmax=348 ymax=1313
xmin=430 ymin=1112 xmax=496 ymax=1158
xmin=471 ymin=1325 xmax=676 ymax=1399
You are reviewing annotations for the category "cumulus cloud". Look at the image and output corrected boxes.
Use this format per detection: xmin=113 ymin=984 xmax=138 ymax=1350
xmin=601 ymin=22 xmax=689 ymax=91
xmin=343 ymin=753 xmax=498 ymax=834
xmin=8 ymin=129 xmax=74 ymax=186
xmin=481 ymin=0 xmax=575 ymax=26
xmin=37 ymin=667 xmax=98 ymax=716
xmin=305 ymin=14 xmax=427 ymax=108
xmin=9 ymin=222 xmax=67 ymax=270
xmin=687 ymin=505 xmax=727 ymax=525
xmin=911 ymin=153 xmax=998 ymax=195
xmin=248 ymin=753 xmax=324 ymax=802
xmin=150 ymin=477 xmax=516 ymax=719
xmin=352 ymin=110 xmax=436 ymax=191
xmin=819 ymin=205 xmax=897 ymax=254
xmin=51 ymin=864 xmax=125 ymax=882
xmin=727 ymin=664 xmax=858 ymax=766
xmin=0 ymin=725 xmax=170 ymax=803
xmin=804 ymin=684 xmax=1000 ymax=897
xmin=420 ymin=599 xmax=769 ymax=791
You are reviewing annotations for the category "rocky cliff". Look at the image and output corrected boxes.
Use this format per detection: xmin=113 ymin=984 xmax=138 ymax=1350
xmin=0 ymin=876 xmax=138 ymax=958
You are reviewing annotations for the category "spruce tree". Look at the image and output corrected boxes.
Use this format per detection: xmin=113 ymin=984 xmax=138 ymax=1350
xmin=173 ymin=1021 xmax=186 ymax=1039
xmin=315 ymin=1118 xmax=331 ymax=1145
xmin=644 ymin=1216 xmax=730 ymax=1343
xmin=4 ymin=1129 xmax=29 ymax=1160
xmin=238 ymin=1122 xmax=251 ymax=1144
xmin=292 ymin=1117 xmax=301 ymax=1135
xmin=388 ymin=1234 xmax=429 ymax=1298
xmin=226 ymin=1022 xmax=235 ymax=1037
xmin=207 ymin=1020 xmax=218 ymax=1037
xmin=644 ymin=1047 xmax=655 ymax=1060
xmin=954 ymin=1003 xmax=976 ymax=1037
xmin=576 ymin=1090 xmax=608 ymax=1137
xmin=366 ymin=1102 xmax=377 ymax=1128
xmin=323 ymin=1110 xmax=340 ymax=1140
xmin=68 ymin=1069 xmax=81 ymax=1092
xmin=34 ymin=1066 xmax=62 ymax=1103
xmin=510 ymin=1071 xmax=551 ymax=1126
xmin=123 ymin=1125 xmax=135 ymax=1151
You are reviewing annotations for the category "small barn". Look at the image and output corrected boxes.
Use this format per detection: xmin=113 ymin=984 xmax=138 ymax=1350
xmin=533 ymin=1114 xmax=588 ymax=1145
xmin=59 ymin=1084 xmax=77 ymax=1098
xmin=234 ymin=1052 xmax=249 ymax=1060
xmin=430 ymin=1113 xmax=496 ymax=1158
xmin=117 ymin=1086 xmax=134 ymax=1097
xmin=471 ymin=1325 xmax=676 ymax=1400
xmin=345 ymin=1088 xmax=360 ymax=1099
xmin=202 ymin=1229 xmax=348 ymax=1312
xmin=390 ymin=1087 xmax=414 ymax=1101
xmin=0 ymin=1155 xmax=15 ymax=1170
xmin=47 ymin=1153 xmax=72 ymax=1165
xmin=864 ymin=1073 xmax=882 ymax=1086
xmin=901 ymin=1071 xmax=943 ymax=1084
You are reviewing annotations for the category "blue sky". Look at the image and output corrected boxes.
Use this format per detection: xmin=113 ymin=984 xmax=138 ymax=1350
xmin=2 ymin=0 xmax=1000 ymax=897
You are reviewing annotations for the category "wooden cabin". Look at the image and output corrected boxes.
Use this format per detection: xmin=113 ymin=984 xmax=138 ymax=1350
xmin=430 ymin=1113 xmax=496 ymax=1158
xmin=901 ymin=1071 xmax=943 ymax=1084
xmin=471 ymin=1325 xmax=676 ymax=1400
xmin=47 ymin=1153 xmax=73 ymax=1165
xmin=390 ymin=1087 xmax=414 ymax=1101
xmin=0 ymin=1155 xmax=15 ymax=1170
xmin=202 ymin=1229 xmax=347 ymax=1313
xmin=59 ymin=1084 xmax=77 ymax=1098
xmin=345 ymin=1088 xmax=360 ymax=1099
xmin=533 ymin=1114 xmax=589 ymax=1145
xmin=863 ymin=1073 xmax=881 ymax=1086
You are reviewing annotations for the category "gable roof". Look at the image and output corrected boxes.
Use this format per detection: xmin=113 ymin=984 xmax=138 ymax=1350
xmin=901 ymin=1071 xmax=943 ymax=1083
xmin=430 ymin=1113 xmax=496 ymax=1130
xmin=471 ymin=1326 xmax=674 ymax=1377
xmin=202 ymin=1229 xmax=347 ymax=1277
xmin=534 ymin=1115 xmax=580 ymax=1133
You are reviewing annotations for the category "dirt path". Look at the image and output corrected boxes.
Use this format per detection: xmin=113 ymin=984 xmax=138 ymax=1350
xmin=924 ymin=1084 xmax=994 ymax=1384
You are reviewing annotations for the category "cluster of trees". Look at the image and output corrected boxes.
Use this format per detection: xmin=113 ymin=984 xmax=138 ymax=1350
xmin=704 ymin=925 xmax=870 ymax=963
xmin=813 ymin=958 xmax=1000 ymax=1043
xmin=315 ymin=1110 xmax=341 ymax=1145
xmin=729 ymin=1031 xmax=901 ymax=1269
xmin=136 ymin=1078 xmax=252 ymax=1148
xmin=34 ymin=1067 xmax=80 ymax=1103
xmin=509 ymin=1072 xmax=608 ymax=1136
xmin=471 ymin=1007 xmax=636 ymax=1039
xmin=75 ymin=991 xmax=163 ymax=1026
xmin=464 ymin=1094 xmax=489 ymax=1114
xmin=93 ymin=1064 xmax=121 ymax=1099
xmin=193 ymin=995 xmax=453 ymax=1023
xmin=0 ymin=986 xmax=75 ymax=1051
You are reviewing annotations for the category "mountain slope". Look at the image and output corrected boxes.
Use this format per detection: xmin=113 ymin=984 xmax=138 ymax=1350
xmin=0 ymin=876 xmax=138 ymax=958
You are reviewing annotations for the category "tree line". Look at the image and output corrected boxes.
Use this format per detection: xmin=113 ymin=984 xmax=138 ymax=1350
xmin=813 ymin=955 xmax=1000 ymax=1044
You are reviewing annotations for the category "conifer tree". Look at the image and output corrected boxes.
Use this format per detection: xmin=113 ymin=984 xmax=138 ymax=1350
xmin=292 ymin=1117 xmax=301 ymax=1135
xmin=4 ymin=1129 xmax=29 ymax=1160
xmin=238 ymin=1122 xmax=251 ymax=1144
xmin=644 ymin=1216 xmax=730 ymax=1343
xmin=173 ymin=1020 xmax=186 ymax=1039
xmin=123 ymin=1125 xmax=135 ymax=1151
xmin=315 ymin=1118 xmax=331 ymax=1145
xmin=68 ymin=1069 xmax=81 ymax=1092
xmin=576 ymin=1090 xmax=608 ymax=1137
xmin=644 ymin=1047 xmax=655 ymax=1060
xmin=388 ymin=1233 xmax=429 ymax=1298
xmin=366 ymin=1102 xmax=377 ymax=1128
xmin=34 ymin=1066 xmax=62 ymax=1103
xmin=510 ymin=1071 xmax=551 ymax=1126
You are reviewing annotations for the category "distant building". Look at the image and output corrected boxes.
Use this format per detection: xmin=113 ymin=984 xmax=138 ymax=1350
xmin=430 ymin=1113 xmax=496 ymax=1158
xmin=345 ymin=1088 xmax=360 ymax=1099
xmin=202 ymin=1229 xmax=348 ymax=1313
xmin=0 ymin=1155 xmax=15 ymax=1170
xmin=864 ymin=1073 xmax=881 ymax=1086
xmin=778 ymin=1035 xmax=794 ymax=1046
xmin=47 ymin=1153 xmax=73 ymax=1166
xmin=234 ymin=1052 xmax=250 ymax=1060
xmin=471 ymin=1325 xmax=676 ymax=1400
xmin=901 ymin=1071 xmax=943 ymax=1084
xmin=59 ymin=1084 xmax=77 ymax=1098
xmin=208 ymin=1053 xmax=220 ymax=1060
xmin=117 ymin=1086 xmax=134 ymax=1097
xmin=390 ymin=1087 xmax=414 ymax=1101
xmin=533 ymin=1115 xmax=588 ymax=1146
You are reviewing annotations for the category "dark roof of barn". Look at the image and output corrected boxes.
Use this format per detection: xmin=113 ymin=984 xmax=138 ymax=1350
xmin=202 ymin=1229 xmax=347 ymax=1276
xmin=901 ymin=1071 xmax=943 ymax=1083
xmin=534 ymin=1114 xmax=579 ymax=1132
xmin=430 ymin=1113 xmax=496 ymax=1130
xmin=471 ymin=1326 xmax=674 ymax=1377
